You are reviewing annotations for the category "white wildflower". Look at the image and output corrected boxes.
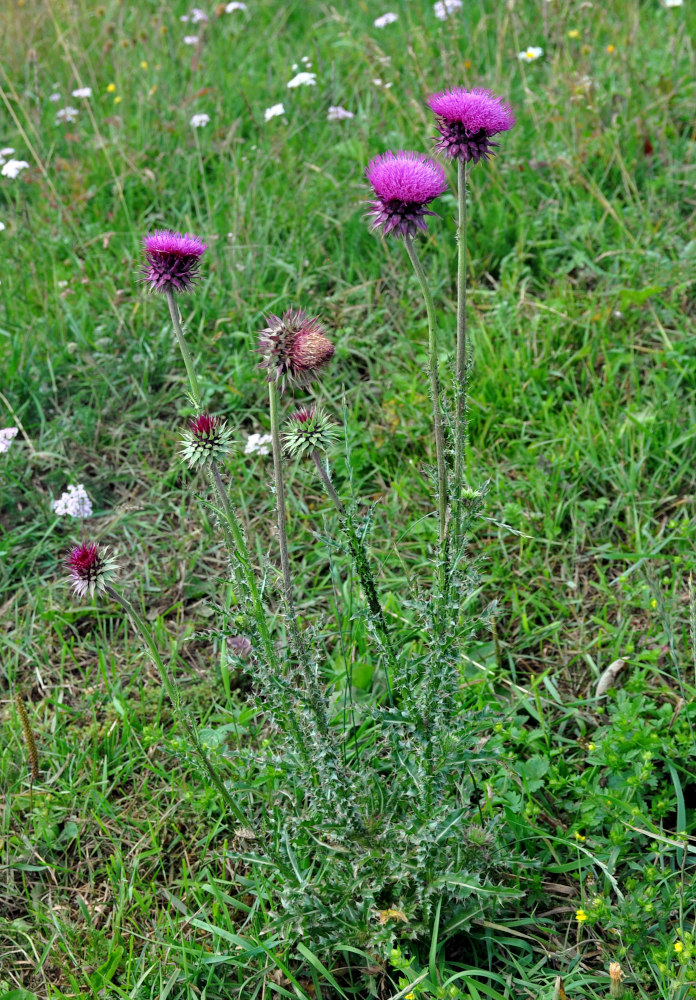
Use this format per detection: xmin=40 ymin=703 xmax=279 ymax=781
xmin=244 ymin=433 xmax=273 ymax=456
xmin=264 ymin=103 xmax=285 ymax=121
xmin=0 ymin=427 xmax=18 ymax=453
xmin=287 ymin=71 xmax=317 ymax=88
xmin=434 ymin=0 xmax=462 ymax=19
xmin=190 ymin=112 xmax=210 ymax=127
xmin=191 ymin=7 xmax=209 ymax=21
xmin=55 ymin=106 xmax=79 ymax=123
xmin=52 ymin=484 xmax=94 ymax=518
xmin=225 ymin=1 xmax=247 ymax=10
xmin=49 ymin=92 xmax=61 ymax=102
xmin=327 ymin=105 xmax=354 ymax=120
xmin=71 ymin=86 xmax=92 ymax=98
xmin=183 ymin=35 xmax=199 ymax=44
xmin=661 ymin=0 xmax=683 ymax=6
xmin=518 ymin=46 xmax=544 ymax=61
xmin=371 ymin=78 xmax=392 ymax=88
xmin=374 ymin=12 xmax=398 ymax=27
xmin=0 ymin=222 xmax=5 ymax=232
xmin=0 ymin=147 xmax=15 ymax=157
xmin=1 ymin=159 xmax=29 ymax=179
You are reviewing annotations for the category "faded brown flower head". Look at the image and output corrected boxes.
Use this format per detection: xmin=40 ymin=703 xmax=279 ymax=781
xmin=257 ymin=309 xmax=335 ymax=390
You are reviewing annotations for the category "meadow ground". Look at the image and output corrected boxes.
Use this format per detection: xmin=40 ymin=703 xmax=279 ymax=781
xmin=1 ymin=0 xmax=696 ymax=997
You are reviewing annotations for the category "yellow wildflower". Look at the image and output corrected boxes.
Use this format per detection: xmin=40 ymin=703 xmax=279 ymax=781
xmin=114 ymin=95 xmax=122 ymax=104
xmin=106 ymin=82 xmax=116 ymax=93
xmin=568 ymin=29 xmax=580 ymax=38
xmin=140 ymin=60 xmax=148 ymax=69
xmin=674 ymin=942 xmax=684 ymax=953
xmin=606 ymin=44 xmax=615 ymax=53
xmin=587 ymin=742 xmax=596 ymax=750
xmin=576 ymin=909 xmax=588 ymax=922
xmin=574 ymin=832 xmax=586 ymax=842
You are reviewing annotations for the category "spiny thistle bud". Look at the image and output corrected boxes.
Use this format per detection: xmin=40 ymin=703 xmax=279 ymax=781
xmin=180 ymin=413 xmax=233 ymax=468
xmin=66 ymin=542 xmax=117 ymax=598
xmin=283 ymin=406 xmax=338 ymax=459
xmin=258 ymin=309 xmax=335 ymax=391
xmin=142 ymin=229 xmax=207 ymax=294
xmin=228 ymin=635 xmax=252 ymax=659
xmin=427 ymin=87 xmax=515 ymax=164
xmin=608 ymin=963 xmax=624 ymax=999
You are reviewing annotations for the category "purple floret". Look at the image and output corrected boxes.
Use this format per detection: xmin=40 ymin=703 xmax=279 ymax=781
xmin=142 ymin=229 xmax=208 ymax=294
xmin=365 ymin=150 xmax=448 ymax=238
xmin=427 ymin=87 xmax=515 ymax=164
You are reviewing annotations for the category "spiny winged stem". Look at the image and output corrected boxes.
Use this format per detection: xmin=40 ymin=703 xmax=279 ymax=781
xmin=103 ymin=583 xmax=250 ymax=827
xmin=166 ymin=289 xmax=202 ymax=411
xmin=454 ymin=159 xmax=468 ymax=545
xmin=403 ymin=234 xmax=449 ymax=601
xmin=312 ymin=451 xmax=397 ymax=705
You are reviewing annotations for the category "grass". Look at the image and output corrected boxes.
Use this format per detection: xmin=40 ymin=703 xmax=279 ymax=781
xmin=1 ymin=0 xmax=696 ymax=996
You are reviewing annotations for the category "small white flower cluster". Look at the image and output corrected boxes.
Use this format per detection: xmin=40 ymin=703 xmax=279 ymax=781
xmin=244 ymin=432 xmax=273 ymax=456
xmin=661 ymin=0 xmax=683 ymax=6
xmin=183 ymin=35 xmax=200 ymax=45
xmin=1 ymin=148 xmax=29 ymax=179
xmin=56 ymin=106 xmax=79 ymax=124
xmin=52 ymin=483 xmax=94 ymax=518
xmin=0 ymin=427 xmax=18 ymax=453
xmin=518 ymin=46 xmax=544 ymax=61
xmin=190 ymin=112 xmax=210 ymax=128
xmin=264 ymin=103 xmax=285 ymax=121
xmin=180 ymin=7 xmax=209 ymax=22
xmin=71 ymin=87 xmax=92 ymax=98
xmin=287 ymin=71 xmax=316 ymax=88
xmin=374 ymin=12 xmax=398 ymax=27
xmin=372 ymin=78 xmax=393 ymax=89
xmin=434 ymin=0 xmax=462 ymax=19
xmin=327 ymin=105 xmax=354 ymax=120
xmin=225 ymin=1 xmax=247 ymax=10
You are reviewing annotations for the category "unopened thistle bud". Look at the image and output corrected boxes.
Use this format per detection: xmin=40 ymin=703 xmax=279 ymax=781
xmin=258 ymin=309 xmax=335 ymax=391
xmin=142 ymin=229 xmax=207 ymax=294
xmin=66 ymin=542 xmax=117 ymax=598
xmin=283 ymin=406 xmax=338 ymax=459
xmin=180 ymin=413 xmax=233 ymax=468
xmin=608 ymin=963 xmax=624 ymax=999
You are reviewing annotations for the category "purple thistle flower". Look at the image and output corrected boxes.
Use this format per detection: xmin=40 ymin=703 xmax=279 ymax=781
xmin=142 ymin=229 xmax=208 ymax=294
xmin=66 ymin=542 xmax=117 ymax=599
xmin=427 ymin=87 xmax=515 ymax=164
xmin=365 ymin=150 xmax=448 ymax=238
xmin=258 ymin=309 xmax=335 ymax=391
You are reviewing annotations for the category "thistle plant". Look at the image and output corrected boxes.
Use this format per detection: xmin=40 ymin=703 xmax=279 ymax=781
xmin=365 ymin=150 xmax=450 ymax=594
xmin=58 ymin=82 xmax=520 ymax=969
xmin=426 ymin=88 xmax=515 ymax=541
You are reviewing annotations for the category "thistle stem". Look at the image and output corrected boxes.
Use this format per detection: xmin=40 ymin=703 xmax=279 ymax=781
xmin=104 ymin=583 xmax=249 ymax=827
xmin=454 ymin=160 xmax=468 ymax=542
xmin=268 ymin=382 xmax=303 ymax=650
xmin=312 ymin=451 xmax=396 ymax=705
xmin=166 ymin=289 xmax=202 ymax=411
xmin=403 ymin=235 xmax=449 ymax=595
xmin=209 ymin=461 xmax=278 ymax=670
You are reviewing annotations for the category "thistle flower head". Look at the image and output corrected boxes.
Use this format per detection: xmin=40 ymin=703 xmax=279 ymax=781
xmin=258 ymin=309 xmax=335 ymax=390
xmin=142 ymin=229 xmax=208 ymax=294
xmin=283 ymin=406 xmax=338 ymax=459
xmin=66 ymin=542 xmax=117 ymax=599
xmin=180 ymin=413 xmax=233 ymax=468
xmin=427 ymin=87 xmax=515 ymax=164
xmin=365 ymin=150 xmax=448 ymax=238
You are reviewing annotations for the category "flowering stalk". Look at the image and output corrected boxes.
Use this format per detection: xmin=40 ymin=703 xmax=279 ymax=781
xmin=268 ymin=381 xmax=304 ymax=654
xmin=166 ymin=289 xmax=202 ymax=410
xmin=454 ymin=159 xmax=468 ymax=542
xmin=102 ymin=583 xmax=250 ymax=826
xmin=311 ymin=450 xmax=396 ymax=705
xmin=403 ymin=234 xmax=449 ymax=593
